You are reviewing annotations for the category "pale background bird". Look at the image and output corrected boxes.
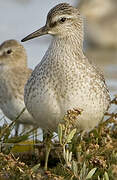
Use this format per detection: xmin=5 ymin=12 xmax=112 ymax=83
xmin=22 ymin=3 xmax=110 ymax=133
xmin=0 ymin=39 xmax=37 ymax=135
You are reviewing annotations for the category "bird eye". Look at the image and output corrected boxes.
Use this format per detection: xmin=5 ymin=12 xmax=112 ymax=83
xmin=7 ymin=49 xmax=12 ymax=54
xmin=59 ymin=17 xmax=66 ymax=23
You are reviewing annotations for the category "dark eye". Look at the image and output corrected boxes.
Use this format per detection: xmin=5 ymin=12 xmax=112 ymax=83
xmin=7 ymin=49 xmax=12 ymax=54
xmin=60 ymin=17 xmax=66 ymax=23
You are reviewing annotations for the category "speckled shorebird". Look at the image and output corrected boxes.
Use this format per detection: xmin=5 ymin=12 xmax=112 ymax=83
xmin=22 ymin=3 xmax=110 ymax=169
xmin=0 ymin=40 xmax=36 ymax=135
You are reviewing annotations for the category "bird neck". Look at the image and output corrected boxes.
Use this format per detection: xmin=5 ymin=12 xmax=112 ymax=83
xmin=50 ymin=22 xmax=84 ymax=58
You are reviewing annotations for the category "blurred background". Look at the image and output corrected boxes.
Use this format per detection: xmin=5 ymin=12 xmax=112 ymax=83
xmin=0 ymin=0 xmax=117 ymax=133
xmin=78 ymin=0 xmax=117 ymax=98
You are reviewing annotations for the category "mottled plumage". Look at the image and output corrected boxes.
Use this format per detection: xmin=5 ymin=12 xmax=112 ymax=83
xmin=22 ymin=3 xmax=110 ymax=133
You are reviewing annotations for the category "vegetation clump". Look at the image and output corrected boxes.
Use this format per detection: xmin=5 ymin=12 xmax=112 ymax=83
xmin=0 ymin=96 xmax=116 ymax=179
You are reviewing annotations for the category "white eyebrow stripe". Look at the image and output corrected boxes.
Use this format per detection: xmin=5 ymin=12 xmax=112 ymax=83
xmin=52 ymin=14 xmax=73 ymax=22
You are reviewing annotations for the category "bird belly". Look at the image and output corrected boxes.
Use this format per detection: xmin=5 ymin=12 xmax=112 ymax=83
xmin=26 ymin=86 xmax=106 ymax=132
xmin=27 ymin=87 xmax=62 ymax=131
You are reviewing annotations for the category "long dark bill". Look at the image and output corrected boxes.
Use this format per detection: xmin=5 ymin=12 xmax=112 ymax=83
xmin=21 ymin=25 xmax=48 ymax=42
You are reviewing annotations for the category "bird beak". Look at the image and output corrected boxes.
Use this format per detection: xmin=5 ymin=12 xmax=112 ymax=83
xmin=21 ymin=25 xmax=49 ymax=42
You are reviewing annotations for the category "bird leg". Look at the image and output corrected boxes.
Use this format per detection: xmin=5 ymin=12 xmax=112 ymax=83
xmin=43 ymin=131 xmax=53 ymax=170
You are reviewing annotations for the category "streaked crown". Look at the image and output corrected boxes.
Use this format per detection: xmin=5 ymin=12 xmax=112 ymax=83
xmin=47 ymin=3 xmax=79 ymax=19
xmin=47 ymin=3 xmax=80 ymax=27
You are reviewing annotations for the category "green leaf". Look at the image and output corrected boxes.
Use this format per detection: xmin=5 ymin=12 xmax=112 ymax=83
xmin=31 ymin=163 xmax=40 ymax=173
xmin=72 ymin=160 xmax=78 ymax=177
xmin=104 ymin=172 xmax=109 ymax=180
xmin=63 ymin=146 xmax=66 ymax=159
xmin=66 ymin=149 xmax=69 ymax=164
xmin=58 ymin=124 xmax=63 ymax=145
xmin=80 ymin=162 xmax=87 ymax=178
xmin=98 ymin=176 xmax=101 ymax=180
xmin=86 ymin=168 xmax=97 ymax=179
xmin=66 ymin=128 xmax=76 ymax=143
xmin=68 ymin=151 xmax=72 ymax=163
